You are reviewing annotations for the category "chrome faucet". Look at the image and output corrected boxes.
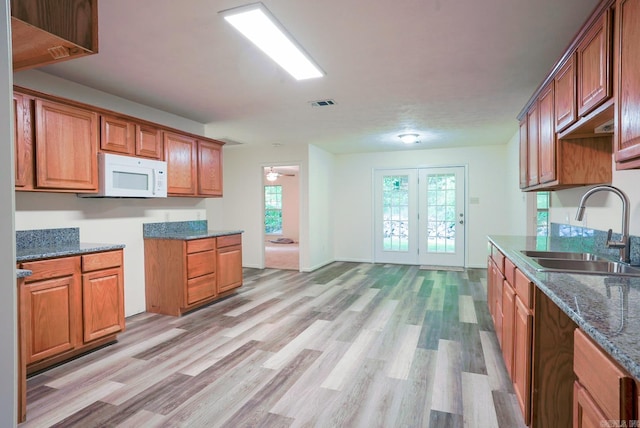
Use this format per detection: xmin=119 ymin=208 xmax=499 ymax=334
xmin=575 ymin=185 xmax=631 ymax=264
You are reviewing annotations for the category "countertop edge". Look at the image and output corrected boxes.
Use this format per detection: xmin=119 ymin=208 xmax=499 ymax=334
xmin=16 ymin=243 xmax=126 ymax=263
xmin=143 ymin=230 xmax=244 ymax=240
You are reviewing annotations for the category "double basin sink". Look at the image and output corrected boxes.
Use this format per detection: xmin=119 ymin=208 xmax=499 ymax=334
xmin=521 ymin=250 xmax=640 ymax=277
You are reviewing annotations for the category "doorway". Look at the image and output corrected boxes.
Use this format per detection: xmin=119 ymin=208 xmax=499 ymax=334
xmin=373 ymin=166 xmax=466 ymax=267
xmin=263 ymin=165 xmax=300 ymax=270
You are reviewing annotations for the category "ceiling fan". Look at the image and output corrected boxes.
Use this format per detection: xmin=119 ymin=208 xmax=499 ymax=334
xmin=265 ymin=167 xmax=296 ymax=182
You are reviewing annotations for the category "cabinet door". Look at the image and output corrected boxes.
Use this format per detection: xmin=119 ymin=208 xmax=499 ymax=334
xmin=615 ymin=0 xmax=640 ymax=164
xmin=197 ymin=140 xmax=223 ymax=196
xmin=14 ymin=92 xmax=32 ymax=188
xmin=100 ymin=115 xmax=134 ymax=155
xmin=21 ymin=276 xmax=78 ymax=364
xmin=164 ymin=132 xmax=197 ymax=195
xmin=217 ymin=244 xmax=243 ymax=293
xmin=135 ymin=124 xmax=162 ymax=159
xmin=519 ymin=118 xmax=528 ymax=189
xmin=555 ymin=55 xmax=577 ymax=132
xmin=35 ymin=99 xmax=98 ymax=191
xmin=538 ymin=83 xmax=556 ymax=184
xmin=526 ymin=104 xmax=539 ymax=187
xmin=82 ymin=267 xmax=125 ymax=343
xmin=502 ymin=280 xmax=515 ymax=378
xmin=513 ymin=296 xmax=533 ymax=425
xmin=577 ymin=9 xmax=612 ymax=117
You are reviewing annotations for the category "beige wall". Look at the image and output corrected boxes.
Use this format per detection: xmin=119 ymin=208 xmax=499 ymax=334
xmin=332 ymin=144 xmax=514 ymax=268
xmin=550 ymin=159 xmax=640 ymax=236
xmin=208 ymin=142 xmax=309 ymax=269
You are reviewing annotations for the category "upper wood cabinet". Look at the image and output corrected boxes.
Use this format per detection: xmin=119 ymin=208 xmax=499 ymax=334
xmin=34 ymin=99 xmax=98 ymax=191
xmin=518 ymin=0 xmax=616 ymax=189
xmin=13 ymin=87 xmax=224 ymax=197
xmin=164 ymin=132 xmax=224 ymax=197
xmin=13 ymin=92 xmax=32 ymax=188
xmin=197 ymin=140 xmax=223 ymax=196
xmin=526 ymin=104 xmax=540 ymax=187
xmin=100 ymin=115 xmax=134 ymax=155
xmin=11 ymin=0 xmax=98 ymax=71
xmin=164 ymin=132 xmax=198 ymax=195
xmin=519 ymin=118 xmax=528 ymax=189
xmin=538 ymin=83 xmax=556 ymax=184
xmin=101 ymin=115 xmax=163 ymax=159
xmin=554 ymin=55 xmax=577 ymax=132
xmin=576 ymin=8 xmax=613 ymax=117
xmin=614 ymin=0 xmax=640 ymax=168
xmin=136 ymin=124 xmax=163 ymax=159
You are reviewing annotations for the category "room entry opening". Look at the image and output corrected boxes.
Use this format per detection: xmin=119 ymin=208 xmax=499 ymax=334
xmin=374 ymin=167 xmax=466 ymax=266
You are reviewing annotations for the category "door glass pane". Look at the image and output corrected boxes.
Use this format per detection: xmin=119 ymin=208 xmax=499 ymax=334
xmin=382 ymin=175 xmax=409 ymax=251
xmin=426 ymin=173 xmax=456 ymax=253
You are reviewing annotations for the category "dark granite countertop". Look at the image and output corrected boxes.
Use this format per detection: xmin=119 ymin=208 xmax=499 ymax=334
xmin=489 ymin=235 xmax=640 ymax=381
xmin=16 ymin=227 xmax=125 ymax=263
xmin=143 ymin=230 xmax=244 ymax=240
xmin=16 ymin=269 xmax=32 ymax=279
xmin=16 ymin=242 xmax=126 ymax=263
xmin=142 ymin=220 xmax=243 ymax=241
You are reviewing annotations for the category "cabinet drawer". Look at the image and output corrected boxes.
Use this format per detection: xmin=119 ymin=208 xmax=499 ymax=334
xmin=22 ymin=257 xmax=79 ymax=283
xmin=504 ymin=258 xmax=516 ymax=286
xmin=187 ymin=250 xmax=215 ymax=278
xmin=514 ymin=268 xmax=533 ymax=309
xmin=490 ymin=245 xmax=505 ymax=274
xmin=217 ymin=234 xmax=241 ymax=248
xmin=82 ymin=250 xmax=122 ymax=272
xmin=187 ymin=238 xmax=216 ymax=254
xmin=187 ymin=273 xmax=216 ymax=305
xmin=574 ymin=329 xmax=635 ymax=421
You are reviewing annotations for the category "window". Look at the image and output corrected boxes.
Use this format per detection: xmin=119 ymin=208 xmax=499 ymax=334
xmin=536 ymin=191 xmax=550 ymax=237
xmin=265 ymin=185 xmax=282 ymax=234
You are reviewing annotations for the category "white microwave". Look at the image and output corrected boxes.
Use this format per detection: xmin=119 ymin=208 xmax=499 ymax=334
xmin=79 ymin=153 xmax=168 ymax=198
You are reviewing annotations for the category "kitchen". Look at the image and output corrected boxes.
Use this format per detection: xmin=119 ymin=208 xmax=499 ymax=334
xmin=3 ymin=0 xmax=640 ymax=426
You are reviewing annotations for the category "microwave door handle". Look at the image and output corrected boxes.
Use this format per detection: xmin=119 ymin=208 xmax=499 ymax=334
xmin=151 ymin=169 xmax=156 ymax=196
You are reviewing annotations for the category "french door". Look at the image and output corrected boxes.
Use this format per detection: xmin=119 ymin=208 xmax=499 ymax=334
xmin=374 ymin=167 xmax=466 ymax=266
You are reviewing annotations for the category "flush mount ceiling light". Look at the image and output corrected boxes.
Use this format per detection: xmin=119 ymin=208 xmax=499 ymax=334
xmin=220 ymin=3 xmax=324 ymax=80
xmin=398 ymin=133 xmax=420 ymax=144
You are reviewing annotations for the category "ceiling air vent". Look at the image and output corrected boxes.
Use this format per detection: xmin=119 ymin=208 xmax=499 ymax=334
xmin=310 ymin=99 xmax=336 ymax=107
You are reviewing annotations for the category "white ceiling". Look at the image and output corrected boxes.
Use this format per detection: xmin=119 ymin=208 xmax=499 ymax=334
xmin=34 ymin=0 xmax=601 ymax=154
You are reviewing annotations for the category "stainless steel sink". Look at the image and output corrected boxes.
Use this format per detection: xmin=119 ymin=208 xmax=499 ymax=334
xmin=518 ymin=250 xmax=640 ymax=276
xmin=532 ymin=258 xmax=640 ymax=275
xmin=520 ymin=250 xmax=602 ymax=261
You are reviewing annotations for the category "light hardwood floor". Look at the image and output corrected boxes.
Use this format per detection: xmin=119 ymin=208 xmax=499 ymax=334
xmin=20 ymin=262 xmax=526 ymax=428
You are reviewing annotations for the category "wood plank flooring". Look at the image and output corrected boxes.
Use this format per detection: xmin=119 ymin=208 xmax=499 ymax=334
xmin=19 ymin=262 xmax=526 ymax=428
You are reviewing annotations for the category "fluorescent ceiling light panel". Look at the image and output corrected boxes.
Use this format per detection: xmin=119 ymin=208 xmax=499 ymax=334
xmin=221 ymin=3 xmax=323 ymax=80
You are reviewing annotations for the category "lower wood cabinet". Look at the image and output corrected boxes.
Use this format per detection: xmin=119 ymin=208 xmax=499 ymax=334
xmin=20 ymin=257 xmax=80 ymax=365
xmin=18 ymin=249 xmax=125 ymax=374
xmin=573 ymin=328 xmax=636 ymax=427
xmin=488 ymin=244 xmax=577 ymax=428
xmin=217 ymin=234 xmax=243 ymax=293
xmin=81 ymin=251 xmax=125 ymax=343
xmin=144 ymin=234 xmax=243 ymax=316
